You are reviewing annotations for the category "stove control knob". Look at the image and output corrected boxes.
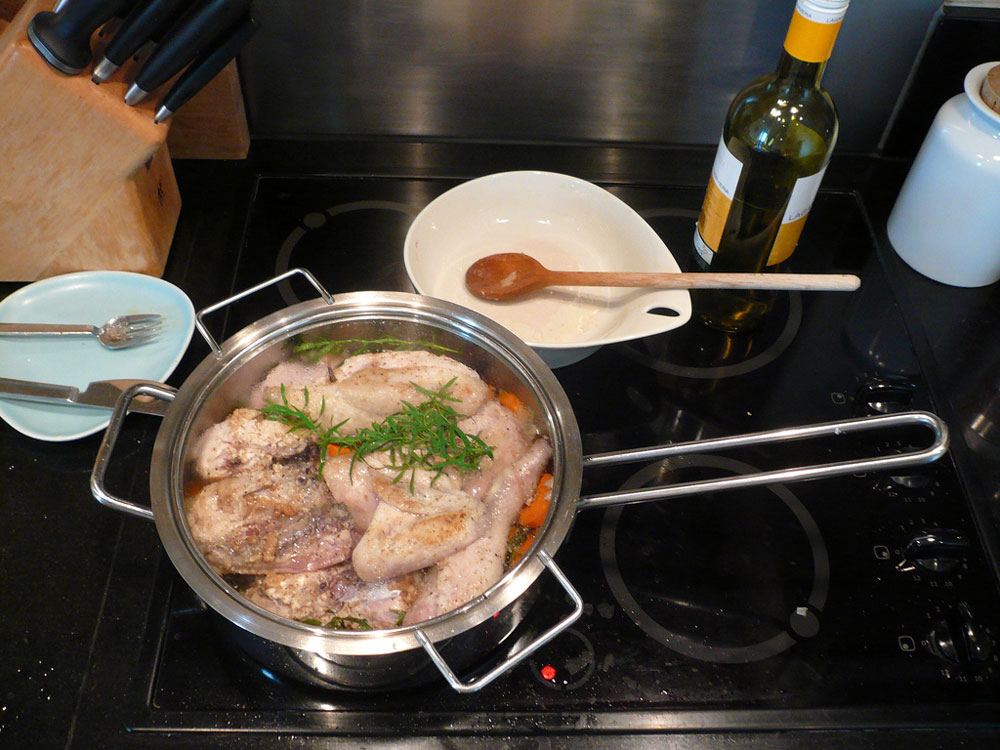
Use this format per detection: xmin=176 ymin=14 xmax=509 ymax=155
xmin=898 ymin=529 xmax=969 ymax=573
xmin=855 ymin=378 xmax=917 ymax=415
xmin=928 ymin=603 xmax=993 ymax=666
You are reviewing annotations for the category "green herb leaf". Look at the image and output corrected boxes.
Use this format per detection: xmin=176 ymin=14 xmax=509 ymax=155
xmin=261 ymin=378 xmax=494 ymax=487
xmin=325 ymin=378 xmax=494 ymax=489
xmin=324 ymin=615 xmax=373 ymax=631
xmin=392 ymin=609 xmax=407 ymax=627
xmin=505 ymin=524 xmax=531 ymax=568
xmin=260 ymin=384 xmax=323 ymax=434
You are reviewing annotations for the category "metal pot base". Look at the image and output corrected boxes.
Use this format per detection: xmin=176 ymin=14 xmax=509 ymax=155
xmin=214 ymin=587 xmax=538 ymax=691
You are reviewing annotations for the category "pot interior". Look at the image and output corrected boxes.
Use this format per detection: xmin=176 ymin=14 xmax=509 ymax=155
xmin=154 ymin=293 xmax=582 ymax=656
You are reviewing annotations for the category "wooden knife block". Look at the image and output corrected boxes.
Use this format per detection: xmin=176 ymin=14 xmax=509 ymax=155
xmin=0 ymin=0 xmax=180 ymax=280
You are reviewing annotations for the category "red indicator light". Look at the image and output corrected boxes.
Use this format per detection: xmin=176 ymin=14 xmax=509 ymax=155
xmin=540 ymin=664 xmax=557 ymax=681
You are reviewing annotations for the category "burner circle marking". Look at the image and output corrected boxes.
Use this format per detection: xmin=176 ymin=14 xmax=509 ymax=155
xmin=600 ymin=455 xmax=829 ymax=664
xmin=616 ymin=293 xmax=802 ymax=380
xmin=274 ymin=201 xmax=417 ymax=306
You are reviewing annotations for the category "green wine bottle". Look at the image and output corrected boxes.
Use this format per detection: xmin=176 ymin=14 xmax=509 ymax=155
xmin=693 ymin=0 xmax=848 ymax=332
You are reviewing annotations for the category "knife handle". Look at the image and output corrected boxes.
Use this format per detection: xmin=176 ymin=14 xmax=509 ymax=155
xmin=130 ymin=0 xmax=250 ymax=99
xmin=100 ymin=0 xmax=193 ymax=69
xmin=28 ymin=0 xmax=131 ymax=74
xmin=155 ymin=15 xmax=257 ymax=123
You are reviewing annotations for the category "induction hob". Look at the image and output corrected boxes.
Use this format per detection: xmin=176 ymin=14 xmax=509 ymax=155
xmin=70 ymin=175 xmax=1000 ymax=744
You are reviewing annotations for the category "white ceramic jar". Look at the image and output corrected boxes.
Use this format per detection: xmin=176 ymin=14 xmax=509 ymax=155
xmin=887 ymin=61 xmax=1000 ymax=288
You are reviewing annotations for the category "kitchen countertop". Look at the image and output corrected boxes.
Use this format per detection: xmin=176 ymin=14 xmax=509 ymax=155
xmin=1 ymin=139 xmax=998 ymax=748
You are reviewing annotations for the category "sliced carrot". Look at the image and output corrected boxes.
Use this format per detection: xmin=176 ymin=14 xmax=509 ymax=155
xmin=498 ymin=390 xmax=523 ymax=414
xmin=519 ymin=496 xmax=550 ymax=528
xmin=326 ymin=444 xmax=353 ymax=457
xmin=518 ymin=473 xmax=553 ymax=528
xmin=533 ymin=473 xmax=553 ymax=504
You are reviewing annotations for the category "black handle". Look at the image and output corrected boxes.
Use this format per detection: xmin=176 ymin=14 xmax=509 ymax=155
xmin=155 ymin=15 xmax=257 ymax=123
xmin=128 ymin=0 xmax=250 ymax=101
xmin=29 ymin=0 xmax=130 ymax=74
xmin=102 ymin=0 xmax=194 ymax=68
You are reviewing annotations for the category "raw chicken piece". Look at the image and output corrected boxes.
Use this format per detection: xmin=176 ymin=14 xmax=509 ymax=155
xmin=351 ymin=489 xmax=486 ymax=582
xmin=404 ymin=439 xmax=552 ymax=625
xmin=323 ymin=448 xmax=484 ymax=581
xmin=332 ymin=360 xmax=490 ymax=427
xmin=244 ymin=563 xmax=421 ymax=628
xmin=268 ymin=352 xmax=491 ymax=434
xmin=248 ymin=359 xmax=333 ymax=409
xmin=193 ymin=408 xmax=310 ymax=481
xmin=322 ymin=451 xmax=463 ymax=532
xmin=457 ymin=400 xmax=532 ymax=498
xmin=185 ymin=462 xmax=355 ymax=575
xmin=321 ymin=457 xmax=382 ymax=531
xmin=332 ymin=350 xmax=475 ymax=381
xmin=262 ymin=383 xmax=383 ymax=434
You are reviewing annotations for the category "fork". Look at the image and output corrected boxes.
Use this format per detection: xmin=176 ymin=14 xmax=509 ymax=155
xmin=0 ymin=314 xmax=164 ymax=349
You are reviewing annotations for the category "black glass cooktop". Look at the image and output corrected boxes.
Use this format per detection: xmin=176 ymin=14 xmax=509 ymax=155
xmin=73 ymin=176 xmax=1000 ymax=741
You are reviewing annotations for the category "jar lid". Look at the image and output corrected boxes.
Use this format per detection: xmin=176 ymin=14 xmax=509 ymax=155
xmin=981 ymin=64 xmax=1000 ymax=116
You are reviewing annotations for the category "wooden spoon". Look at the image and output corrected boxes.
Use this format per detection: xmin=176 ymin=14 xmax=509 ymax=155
xmin=465 ymin=253 xmax=861 ymax=302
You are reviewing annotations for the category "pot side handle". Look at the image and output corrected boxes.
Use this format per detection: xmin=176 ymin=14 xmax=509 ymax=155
xmin=577 ymin=410 xmax=948 ymax=511
xmin=414 ymin=551 xmax=583 ymax=694
xmin=195 ymin=268 xmax=334 ymax=355
xmin=90 ymin=383 xmax=177 ymax=521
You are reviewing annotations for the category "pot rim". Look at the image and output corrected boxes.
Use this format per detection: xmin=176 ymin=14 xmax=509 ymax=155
xmin=149 ymin=290 xmax=583 ymax=656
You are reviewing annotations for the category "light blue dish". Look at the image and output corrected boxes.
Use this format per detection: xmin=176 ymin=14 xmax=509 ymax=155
xmin=0 ymin=271 xmax=195 ymax=441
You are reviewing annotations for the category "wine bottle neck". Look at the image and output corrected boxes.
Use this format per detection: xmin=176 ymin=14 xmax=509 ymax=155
xmin=775 ymin=50 xmax=827 ymax=87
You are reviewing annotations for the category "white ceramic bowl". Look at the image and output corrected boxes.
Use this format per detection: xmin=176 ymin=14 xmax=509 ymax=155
xmin=403 ymin=171 xmax=691 ymax=368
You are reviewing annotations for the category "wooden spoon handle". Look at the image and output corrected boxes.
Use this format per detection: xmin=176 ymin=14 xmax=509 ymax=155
xmin=546 ymin=270 xmax=861 ymax=291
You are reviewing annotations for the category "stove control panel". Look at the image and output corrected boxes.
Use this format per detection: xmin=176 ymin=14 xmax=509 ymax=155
xmin=855 ymin=377 xmax=917 ymax=416
xmin=897 ymin=530 xmax=970 ymax=573
xmin=851 ymin=375 xmax=1000 ymax=685
xmin=927 ymin=603 xmax=994 ymax=667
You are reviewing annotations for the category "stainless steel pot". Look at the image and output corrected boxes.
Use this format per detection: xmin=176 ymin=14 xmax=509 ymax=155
xmin=89 ymin=269 xmax=949 ymax=693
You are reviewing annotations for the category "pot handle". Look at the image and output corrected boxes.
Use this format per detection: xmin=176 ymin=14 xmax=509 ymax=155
xmin=91 ymin=383 xmax=177 ymax=522
xmin=577 ymin=410 xmax=948 ymax=511
xmin=195 ymin=268 xmax=334 ymax=355
xmin=414 ymin=550 xmax=583 ymax=694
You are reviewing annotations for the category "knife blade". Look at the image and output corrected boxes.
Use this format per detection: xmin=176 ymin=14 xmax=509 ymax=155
xmin=0 ymin=377 xmax=170 ymax=417
xmin=92 ymin=0 xmax=195 ymax=84
xmin=29 ymin=0 xmax=131 ymax=75
xmin=154 ymin=15 xmax=257 ymax=123
xmin=124 ymin=0 xmax=250 ymax=105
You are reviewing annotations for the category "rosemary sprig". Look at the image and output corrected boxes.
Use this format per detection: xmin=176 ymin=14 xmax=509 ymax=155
xmin=260 ymin=384 xmax=323 ymax=433
xmin=329 ymin=378 xmax=493 ymax=494
xmin=261 ymin=378 xmax=493 ymax=487
xmin=325 ymin=615 xmax=373 ymax=631
xmin=299 ymin=615 xmax=373 ymax=631
xmin=259 ymin=385 xmax=347 ymax=477
xmin=294 ymin=336 xmax=458 ymax=362
xmin=330 ymin=377 xmax=494 ymax=491
xmin=505 ymin=525 xmax=531 ymax=568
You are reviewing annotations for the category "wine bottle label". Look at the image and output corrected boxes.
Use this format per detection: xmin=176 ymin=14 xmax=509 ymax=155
xmin=768 ymin=166 xmax=826 ymax=264
xmin=784 ymin=1 xmax=848 ymax=63
xmin=695 ymin=138 xmax=827 ymax=267
xmin=694 ymin=137 xmax=742 ymax=265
